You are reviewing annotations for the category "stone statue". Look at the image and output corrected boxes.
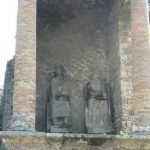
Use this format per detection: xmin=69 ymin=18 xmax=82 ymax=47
xmin=85 ymin=72 xmax=112 ymax=133
xmin=47 ymin=65 xmax=72 ymax=133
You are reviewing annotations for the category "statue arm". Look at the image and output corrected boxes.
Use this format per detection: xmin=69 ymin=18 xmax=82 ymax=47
xmin=46 ymin=85 xmax=51 ymax=103
xmin=46 ymin=86 xmax=48 ymax=102
xmin=84 ymin=82 xmax=90 ymax=106
xmin=101 ymin=79 xmax=108 ymax=100
xmin=47 ymin=72 xmax=56 ymax=102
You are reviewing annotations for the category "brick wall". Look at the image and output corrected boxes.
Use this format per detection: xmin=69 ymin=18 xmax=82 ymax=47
xmin=131 ymin=0 xmax=150 ymax=132
xmin=3 ymin=0 xmax=150 ymax=133
xmin=11 ymin=0 xmax=36 ymax=130
xmin=118 ymin=1 xmax=133 ymax=132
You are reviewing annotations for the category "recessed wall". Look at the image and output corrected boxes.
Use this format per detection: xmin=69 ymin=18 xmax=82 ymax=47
xmin=36 ymin=0 xmax=122 ymax=132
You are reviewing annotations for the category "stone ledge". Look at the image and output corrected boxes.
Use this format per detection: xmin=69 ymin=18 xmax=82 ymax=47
xmin=0 ymin=132 xmax=150 ymax=150
xmin=0 ymin=131 xmax=150 ymax=140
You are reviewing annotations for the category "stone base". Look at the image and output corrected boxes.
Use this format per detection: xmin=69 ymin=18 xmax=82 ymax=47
xmin=50 ymin=126 xmax=72 ymax=133
xmin=0 ymin=131 xmax=150 ymax=150
xmin=132 ymin=125 xmax=150 ymax=134
xmin=10 ymin=119 xmax=34 ymax=131
xmin=87 ymin=115 xmax=113 ymax=134
xmin=86 ymin=100 xmax=113 ymax=134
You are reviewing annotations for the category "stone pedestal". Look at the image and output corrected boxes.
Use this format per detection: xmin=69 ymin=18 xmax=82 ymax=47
xmin=86 ymin=99 xmax=112 ymax=134
xmin=0 ymin=132 xmax=150 ymax=150
xmin=50 ymin=126 xmax=72 ymax=133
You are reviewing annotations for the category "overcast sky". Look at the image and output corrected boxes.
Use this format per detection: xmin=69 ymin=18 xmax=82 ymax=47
xmin=0 ymin=0 xmax=18 ymax=88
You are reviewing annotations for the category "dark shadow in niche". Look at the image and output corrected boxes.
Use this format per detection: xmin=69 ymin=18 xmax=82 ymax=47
xmin=104 ymin=79 xmax=116 ymax=132
xmin=37 ymin=0 xmax=110 ymax=27
xmin=37 ymin=0 xmax=75 ymax=27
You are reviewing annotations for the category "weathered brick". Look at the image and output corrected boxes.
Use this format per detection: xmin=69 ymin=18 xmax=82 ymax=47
xmin=11 ymin=0 xmax=36 ymax=130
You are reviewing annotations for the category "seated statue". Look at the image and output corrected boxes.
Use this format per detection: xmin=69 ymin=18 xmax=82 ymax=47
xmin=47 ymin=65 xmax=72 ymax=133
xmin=85 ymin=72 xmax=113 ymax=133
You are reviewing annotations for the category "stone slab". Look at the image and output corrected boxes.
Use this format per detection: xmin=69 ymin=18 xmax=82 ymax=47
xmin=0 ymin=132 xmax=150 ymax=150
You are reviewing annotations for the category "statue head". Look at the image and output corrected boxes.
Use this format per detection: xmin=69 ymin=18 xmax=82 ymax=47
xmin=93 ymin=71 xmax=100 ymax=80
xmin=54 ymin=65 xmax=64 ymax=76
xmin=89 ymin=69 xmax=102 ymax=81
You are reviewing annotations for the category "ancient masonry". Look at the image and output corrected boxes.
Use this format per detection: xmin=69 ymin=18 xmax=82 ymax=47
xmin=1 ymin=0 xmax=150 ymax=150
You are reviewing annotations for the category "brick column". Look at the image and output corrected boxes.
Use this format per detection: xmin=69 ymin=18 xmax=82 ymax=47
xmin=119 ymin=2 xmax=133 ymax=132
xmin=131 ymin=0 xmax=150 ymax=132
xmin=11 ymin=0 xmax=36 ymax=130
